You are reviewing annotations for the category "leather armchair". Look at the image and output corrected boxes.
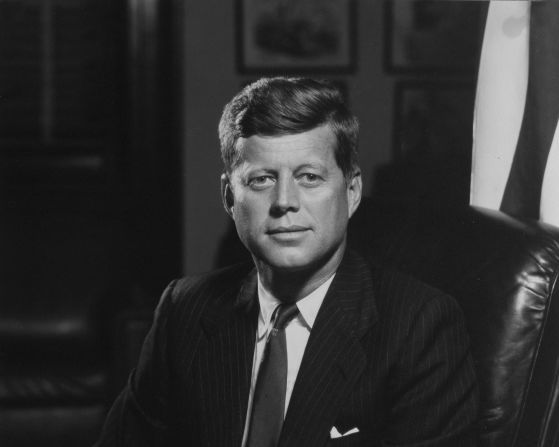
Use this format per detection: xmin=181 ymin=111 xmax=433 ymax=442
xmin=349 ymin=199 xmax=559 ymax=447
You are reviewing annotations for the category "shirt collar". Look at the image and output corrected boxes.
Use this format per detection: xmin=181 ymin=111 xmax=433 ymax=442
xmin=256 ymin=273 xmax=335 ymax=338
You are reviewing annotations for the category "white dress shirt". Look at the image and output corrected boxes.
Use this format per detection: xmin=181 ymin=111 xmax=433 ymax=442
xmin=241 ymin=273 xmax=335 ymax=447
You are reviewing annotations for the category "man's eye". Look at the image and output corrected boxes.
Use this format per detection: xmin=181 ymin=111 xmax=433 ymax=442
xmin=248 ymin=176 xmax=274 ymax=189
xmin=299 ymin=173 xmax=322 ymax=185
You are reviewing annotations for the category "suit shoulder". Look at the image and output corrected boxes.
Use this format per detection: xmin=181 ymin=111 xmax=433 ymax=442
xmin=150 ymin=262 xmax=254 ymax=335
xmin=371 ymin=265 xmax=462 ymax=318
xmin=165 ymin=261 xmax=254 ymax=308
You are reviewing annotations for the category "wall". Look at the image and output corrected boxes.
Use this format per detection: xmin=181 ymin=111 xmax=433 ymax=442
xmin=182 ymin=0 xmax=393 ymax=275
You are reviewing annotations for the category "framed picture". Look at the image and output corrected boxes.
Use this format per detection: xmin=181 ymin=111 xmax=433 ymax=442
xmin=237 ymin=0 xmax=356 ymax=73
xmin=393 ymin=81 xmax=475 ymax=162
xmin=385 ymin=1 xmax=484 ymax=73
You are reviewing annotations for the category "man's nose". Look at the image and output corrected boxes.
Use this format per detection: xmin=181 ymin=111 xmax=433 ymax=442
xmin=271 ymin=178 xmax=300 ymax=215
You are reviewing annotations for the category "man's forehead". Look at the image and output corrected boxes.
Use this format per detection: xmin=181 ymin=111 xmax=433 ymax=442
xmin=239 ymin=125 xmax=335 ymax=149
xmin=234 ymin=134 xmax=334 ymax=167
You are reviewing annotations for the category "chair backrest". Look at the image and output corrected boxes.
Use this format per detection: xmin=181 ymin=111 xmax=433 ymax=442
xmin=348 ymin=199 xmax=559 ymax=447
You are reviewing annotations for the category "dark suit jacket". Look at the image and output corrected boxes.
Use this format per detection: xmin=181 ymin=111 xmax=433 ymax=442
xmin=96 ymin=250 xmax=478 ymax=446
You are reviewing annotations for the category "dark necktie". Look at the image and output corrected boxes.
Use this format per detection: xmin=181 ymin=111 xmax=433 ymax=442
xmin=246 ymin=302 xmax=300 ymax=447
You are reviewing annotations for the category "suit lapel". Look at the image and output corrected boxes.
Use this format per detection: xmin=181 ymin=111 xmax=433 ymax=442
xmin=199 ymin=268 xmax=258 ymax=447
xmin=279 ymin=251 xmax=378 ymax=447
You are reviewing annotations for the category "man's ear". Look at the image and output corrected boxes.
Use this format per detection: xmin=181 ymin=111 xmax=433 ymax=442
xmin=347 ymin=170 xmax=362 ymax=219
xmin=220 ymin=173 xmax=235 ymax=218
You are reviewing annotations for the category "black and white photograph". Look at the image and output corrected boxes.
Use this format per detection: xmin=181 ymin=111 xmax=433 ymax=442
xmin=385 ymin=0 xmax=484 ymax=73
xmin=2 ymin=1 xmax=559 ymax=447
xmin=237 ymin=0 xmax=355 ymax=72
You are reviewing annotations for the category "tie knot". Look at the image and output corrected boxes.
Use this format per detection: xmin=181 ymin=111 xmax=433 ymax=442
xmin=272 ymin=303 xmax=299 ymax=330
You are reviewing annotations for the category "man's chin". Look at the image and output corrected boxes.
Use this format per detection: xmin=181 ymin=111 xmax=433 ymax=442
xmin=260 ymin=258 xmax=310 ymax=273
xmin=251 ymin=241 xmax=346 ymax=275
xmin=253 ymin=251 xmax=312 ymax=273
xmin=254 ymin=250 xmax=335 ymax=275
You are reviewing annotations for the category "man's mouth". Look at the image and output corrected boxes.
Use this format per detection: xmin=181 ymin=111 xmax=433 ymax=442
xmin=267 ymin=225 xmax=309 ymax=235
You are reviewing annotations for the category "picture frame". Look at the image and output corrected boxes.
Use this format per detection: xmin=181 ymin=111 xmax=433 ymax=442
xmin=237 ymin=0 xmax=356 ymax=74
xmin=384 ymin=0 xmax=484 ymax=74
xmin=393 ymin=81 xmax=475 ymax=163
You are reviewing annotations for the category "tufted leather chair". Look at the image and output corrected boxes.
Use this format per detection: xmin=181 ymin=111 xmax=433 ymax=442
xmin=349 ymin=199 xmax=559 ymax=447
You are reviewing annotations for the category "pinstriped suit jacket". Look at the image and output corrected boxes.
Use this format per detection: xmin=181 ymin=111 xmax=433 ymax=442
xmin=96 ymin=250 xmax=478 ymax=447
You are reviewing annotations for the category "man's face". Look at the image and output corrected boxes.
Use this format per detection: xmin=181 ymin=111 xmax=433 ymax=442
xmin=222 ymin=125 xmax=361 ymax=275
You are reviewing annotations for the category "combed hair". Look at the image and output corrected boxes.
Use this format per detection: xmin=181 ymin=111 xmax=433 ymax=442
xmin=218 ymin=77 xmax=359 ymax=179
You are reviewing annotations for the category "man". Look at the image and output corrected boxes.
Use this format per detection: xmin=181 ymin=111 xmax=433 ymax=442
xmin=96 ymin=77 xmax=478 ymax=446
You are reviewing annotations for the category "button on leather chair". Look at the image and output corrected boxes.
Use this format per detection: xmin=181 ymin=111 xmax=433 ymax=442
xmin=349 ymin=199 xmax=559 ymax=447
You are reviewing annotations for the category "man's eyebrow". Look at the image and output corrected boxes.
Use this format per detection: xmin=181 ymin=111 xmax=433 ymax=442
xmin=295 ymin=162 xmax=326 ymax=171
xmin=237 ymin=167 xmax=277 ymax=179
xmin=243 ymin=167 xmax=277 ymax=174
